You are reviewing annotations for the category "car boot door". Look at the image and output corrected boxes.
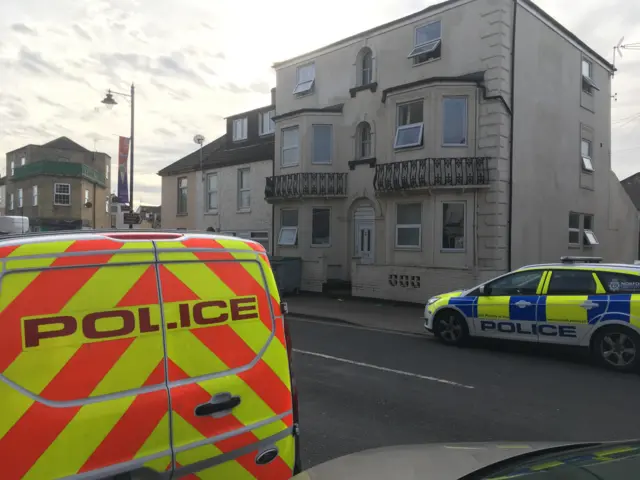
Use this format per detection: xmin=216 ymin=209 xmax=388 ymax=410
xmin=155 ymin=234 xmax=296 ymax=479
xmin=0 ymin=236 xmax=172 ymax=480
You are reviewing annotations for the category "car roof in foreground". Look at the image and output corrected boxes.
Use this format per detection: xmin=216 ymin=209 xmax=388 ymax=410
xmin=518 ymin=263 xmax=640 ymax=272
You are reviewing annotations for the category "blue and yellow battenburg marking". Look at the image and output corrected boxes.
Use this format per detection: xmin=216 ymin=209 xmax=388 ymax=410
xmin=487 ymin=444 xmax=640 ymax=479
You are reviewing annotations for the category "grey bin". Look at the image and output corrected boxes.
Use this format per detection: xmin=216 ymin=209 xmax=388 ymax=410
xmin=268 ymin=256 xmax=302 ymax=296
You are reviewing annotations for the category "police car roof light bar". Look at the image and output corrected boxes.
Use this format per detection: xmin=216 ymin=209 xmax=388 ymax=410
xmin=560 ymin=256 xmax=603 ymax=264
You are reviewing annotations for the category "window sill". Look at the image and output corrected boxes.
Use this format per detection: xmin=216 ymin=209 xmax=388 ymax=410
xmin=393 ymin=144 xmax=424 ymax=153
xmin=237 ymin=208 xmax=251 ymax=214
xmin=442 ymin=143 xmax=468 ymax=148
xmin=394 ymin=246 xmax=421 ymax=251
xmin=581 ymin=169 xmax=594 ymax=175
xmin=278 ymin=244 xmax=299 ymax=248
xmin=311 ymin=243 xmax=331 ymax=248
xmin=176 ymin=213 xmax=188 ymax=216
xmin=204 ymin=210 xmax=219 ymax=216
xmin=568 ymin=244 xmax=581 ymax=249
xmin=294 ymin=90 xmax=315 ymax=98
xmin=441 ymin=248 xmax=466 ymax=253
xmin=281 ymin=163 xmax=300 ymax=169
xmin=311 ymin=161 xmax=332 ymax=166
xmin=348 ymin=157 xmax=377 ymax=170
xmin=412 ymin=56 xmax=441 ymax=68
xmin=53 ymin=204 xmax=71 ymax=207
xmin=349 ymin=82 xmax=378 ymax=98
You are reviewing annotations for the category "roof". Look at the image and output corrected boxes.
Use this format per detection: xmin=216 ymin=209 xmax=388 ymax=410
xmin=157 ymin=135 xmax=274 ymax=176
xmin=621 ymin=172 xmax=640 ymax=211
xmin=226 ymin=103 xmax=274 ymax=120
xmin=272 ymin=103 xmax=344 ymax=121
xmin=157 ymin=135 xmax=226 ymax=176
xmin=5 ymin=136 xmax=97 ymax=156
xmin=272 ymin=0 xmax=614 ymax=71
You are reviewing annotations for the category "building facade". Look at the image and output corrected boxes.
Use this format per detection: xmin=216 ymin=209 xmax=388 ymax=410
xmin=159 ymin=95 xmax=275 ymax=251
xmin=268 ymin=0 xmax=637 ymax=302
xmin=4 ymin=137 xmax=111 ymax=230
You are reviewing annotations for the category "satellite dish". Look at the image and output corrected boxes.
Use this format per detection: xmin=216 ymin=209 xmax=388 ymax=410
xmin=193 ymin=134 xmax=205 ymax=145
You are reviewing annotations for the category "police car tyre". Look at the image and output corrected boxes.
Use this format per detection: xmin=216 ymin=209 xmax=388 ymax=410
xmin=592 ymin=326 xmax=640 ymax=372
xmin=433 ymin=309 xmax=468 ymax=345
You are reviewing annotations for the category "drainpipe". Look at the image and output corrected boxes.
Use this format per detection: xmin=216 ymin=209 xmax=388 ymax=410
xmin=507 ymin=0 xmax=518 ymax=271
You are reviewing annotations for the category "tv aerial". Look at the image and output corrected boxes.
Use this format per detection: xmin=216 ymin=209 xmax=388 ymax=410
xmin=613 ymin=37 xmax=640 ymax=69
xmin=193 ymin=134 xmax=205 ymax=145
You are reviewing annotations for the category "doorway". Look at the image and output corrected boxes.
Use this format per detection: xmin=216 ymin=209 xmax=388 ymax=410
xmin=354 ymin=206 xmax=375 ymax=264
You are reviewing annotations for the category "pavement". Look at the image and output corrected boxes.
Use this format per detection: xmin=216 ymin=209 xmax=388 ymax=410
xmin=289 ymin=316 xmax=640 ymax=470
xmin=284 ymin=293 xmax=426 ymax=335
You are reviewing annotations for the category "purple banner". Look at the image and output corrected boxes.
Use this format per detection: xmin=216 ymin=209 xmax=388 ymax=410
xmin=118 ymin=136 xmax=129 ymax=204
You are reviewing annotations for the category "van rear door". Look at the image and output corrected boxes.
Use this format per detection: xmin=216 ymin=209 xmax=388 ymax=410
xmin=155 ymin=234 xmax=295 ymax=479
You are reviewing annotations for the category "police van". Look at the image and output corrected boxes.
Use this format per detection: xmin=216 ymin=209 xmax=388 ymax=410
xmin=424 ymin=257 xmax=640 ymax=372
xmin=0 ymin=230 xmax=300 ymax=479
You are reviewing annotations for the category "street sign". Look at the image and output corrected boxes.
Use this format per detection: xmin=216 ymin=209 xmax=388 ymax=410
xmin=123 ymin=213 xmax=142 ymax=225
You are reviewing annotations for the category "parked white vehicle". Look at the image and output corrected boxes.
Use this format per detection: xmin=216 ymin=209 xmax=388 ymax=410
xmin=0 ymin=216 xmax=29 ymax=235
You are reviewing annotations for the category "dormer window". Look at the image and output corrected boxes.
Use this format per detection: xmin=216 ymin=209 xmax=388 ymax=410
xmin=232 ymin=117 xmax=248 ymax=141
xmin=259 ymin=110 xmax=275 ymax=136
xmin=294 ymin=63 xmax=315 ymax=96
xmin=408 ymin=21 xmax=442 ymax=65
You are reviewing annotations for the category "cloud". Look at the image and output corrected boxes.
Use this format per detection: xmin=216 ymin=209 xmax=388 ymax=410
xmin=11 ymin=24 xmax=37 ymax=36
xmin=72 ymin=24 xmax=92 ymax=40
xmin=154 ymin=127 xmax=176 ymax=138
xmin=249 ymin=81 xmax=272 ymax=94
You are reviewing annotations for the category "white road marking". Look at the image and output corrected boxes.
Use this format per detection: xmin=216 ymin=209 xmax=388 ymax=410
xmin=293 ymin=348 xmax=474 ymax=389
xmin=287 ymin=315 xmax=429 ymax=338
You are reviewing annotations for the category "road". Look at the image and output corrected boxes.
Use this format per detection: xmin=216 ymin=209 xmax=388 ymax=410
xmin=288 ymin=316 xmax=640 ymax=469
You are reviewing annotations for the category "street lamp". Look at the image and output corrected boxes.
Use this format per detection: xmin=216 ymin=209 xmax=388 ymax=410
xmin=101 ymin=85 xmax=135 ymax=229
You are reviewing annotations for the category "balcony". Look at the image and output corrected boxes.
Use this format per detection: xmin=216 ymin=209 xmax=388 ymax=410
xmin=265 ymin=173 xmax=348 ymax=201
xmin=13 ymin=161 xmax=106 ymax=187
xmin=373 ymin=157 xmax=490 ymax=193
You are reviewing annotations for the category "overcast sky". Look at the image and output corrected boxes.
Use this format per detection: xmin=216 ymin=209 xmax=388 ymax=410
xmin=0 ymin=0 xmax=638 ymax=207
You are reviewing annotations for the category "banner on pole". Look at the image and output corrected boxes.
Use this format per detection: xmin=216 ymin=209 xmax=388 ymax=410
xmin=117 ymin=136 xmax=130 ymax=204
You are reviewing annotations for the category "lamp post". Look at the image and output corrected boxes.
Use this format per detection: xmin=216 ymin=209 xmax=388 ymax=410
xmin=102 ymin=84 xmax=135 ymax=229
xmin=194 ymin=134 xmax=205 ymax=230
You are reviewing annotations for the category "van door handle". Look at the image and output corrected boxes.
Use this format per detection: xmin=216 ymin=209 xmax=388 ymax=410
xmin=514 ymin=300 xmax=532 ymax=308
xmin=195 ymin=393 xmax=241 ymax=417
xmin=580 ymin=300 xmax=599 ymax=310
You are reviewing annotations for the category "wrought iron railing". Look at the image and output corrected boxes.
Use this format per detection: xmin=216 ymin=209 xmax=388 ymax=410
xmin=265 ymin=172 xmax=348 ymax=200
xmin=373 ymin=157 xmax=490 ymax=192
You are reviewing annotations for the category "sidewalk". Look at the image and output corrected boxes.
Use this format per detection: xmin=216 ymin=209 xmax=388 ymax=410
xmin=283 ymin=293 xmax=426 ymax=335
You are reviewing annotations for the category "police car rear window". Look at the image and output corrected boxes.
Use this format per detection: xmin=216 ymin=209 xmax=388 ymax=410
xmin=597 ymin=271 xmax=640 ymax=294
xmin=547 ymin=270 xmax=596 ymax=295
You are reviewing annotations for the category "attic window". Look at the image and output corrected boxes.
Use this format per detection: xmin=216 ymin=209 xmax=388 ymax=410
xmin=233 ymin=117 xmax=248 ymax=141
xmin=294 ymin=63 xmax=315 ymax=96
xmin=581 ymin=59 xmax=599 ymax=95
xmin=409 ymin=21 xmax=442 ymax=65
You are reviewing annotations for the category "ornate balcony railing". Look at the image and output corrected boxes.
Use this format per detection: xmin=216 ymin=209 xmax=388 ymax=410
xmin=265 ymin=172 xmax=348 ymax=200
xmin=373 ymin=157 xmax=490 ymax=192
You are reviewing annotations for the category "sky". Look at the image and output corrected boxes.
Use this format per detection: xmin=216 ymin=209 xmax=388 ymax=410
xmin=0 ymin=0 xmax=639 ymax=207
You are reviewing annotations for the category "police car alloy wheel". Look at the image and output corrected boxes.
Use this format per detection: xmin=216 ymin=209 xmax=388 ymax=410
xmin=433 ymin=310 xmax=468 ymax=345
xmin=593 ymin=327 xmax=639 ymax=372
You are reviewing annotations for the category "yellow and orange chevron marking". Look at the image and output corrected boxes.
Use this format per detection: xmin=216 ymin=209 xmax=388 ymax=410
xmin=0 ymin=235 xmax=294 ymax=480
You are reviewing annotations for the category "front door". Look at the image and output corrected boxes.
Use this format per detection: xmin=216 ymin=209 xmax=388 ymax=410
xmin=474 ymin=269 xmax=546 ymax=342
xmin=354 ymin=206 xmax=375 ymax=264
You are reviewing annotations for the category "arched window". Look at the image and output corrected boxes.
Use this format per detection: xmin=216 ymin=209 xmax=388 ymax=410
xmin=356 ymin=122 xmax=372 ymax=159
xmin=357 ymin=47 xmax=373 ymax=86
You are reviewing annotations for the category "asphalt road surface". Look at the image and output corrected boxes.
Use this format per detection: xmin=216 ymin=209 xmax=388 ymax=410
xmin=288 ymin=316 xmax=640 ymax=469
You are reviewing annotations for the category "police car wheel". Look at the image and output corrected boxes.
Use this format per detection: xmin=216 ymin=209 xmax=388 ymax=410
xmin=433 ymin=310 xmax=468 ymax=345
xmin=592 ymin=327 xmax=639 ymax=372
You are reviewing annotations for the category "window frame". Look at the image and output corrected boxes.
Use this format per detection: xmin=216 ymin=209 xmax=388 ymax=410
xmin=360 ymin=50 xmax=373 ymax=85
xmin=279 ymin=208 xmax=299 ymax=247
xmin=581 ymin=58 xmax=599 ymax=95
xmin=237 ymin=167 xmax=251 ymax=211
xmin=84 ymin=189 xmax=90 ymax=205
xmin=32 ymin=185 xmax=38 ymax=207
xmin=206 ymin=172 xmax=218 ymax=212
xmin=568 ymin=212 xmax=581 ymax=246
xmin=177 ymin=176 xmax=188 ymax=215
xmin=583 ymin=214 xmax=598 ymax=246
xmin=442 ymin=96 xmax=468 ymax=147
xmin=311 ymin=207 xmax=331 ymax=247
xmin=232 ymin=117 xmax=248 ymax=141
xmin=53 ymin=183 xmax=71 ymax=206
xmin=10 ymin=160 xmax=15 ymax=176
xmin=484 ymin=270 xmax=545 ymax=297
xmin=281 ymin=126 xmax=300 ymax=167
xmin=293 ymin=63 xmax=316 ymax=96
xmin=546 ymin=269 xmax=597 ymax=296
xmin=409 ymin=20 xmax=442 ymax=64
xmin=395 ymin=202 xmax=422 ymax=249
xmin=357 ymin=122 xmax=373 ymax=159
xmin=596 ymin=271 xmax=640 ymax=294
xmin=395 ymin=100 xmax=424 ymax=149
xmin=259 ymin=110 xmax=275 ymax=136
xmin=9 ymin=193 xmax=14 ymax=210
xmin=312 ymin=124 xmax=333 ymax=165
xmin=250 ymin=231 xmax=270 ymax=252
xmin=581 ymin=138 xmax=594 ymax=172
xmin=105 ymin=199 xmax=109 ymax=213
xmin=17 ymin=188 xmax=23 ymax=208
xmin=441 ymin=201 xmax=466 ymax=252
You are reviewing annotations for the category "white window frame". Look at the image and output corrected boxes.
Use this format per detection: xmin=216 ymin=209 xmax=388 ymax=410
xmin=441 ymin=201 xmax=466 ymax=252
xmin=281 ymin=126 xmax=300 ymax=167
xmin=20 ymin=156 xmax=25 ymax=166
xmin=177 ymin=177 xmax=188 ymax=215
xmin=583 ymin=214 xmax=598 ymax=246
xmin=312 ymin=124 xmax=333 ymax=164
xmin=259 ymin=110 xmax=275 ymax=136
xmin=394 ymin=100 xmax=424 ymax=149
xmin=238 ymin=168 xmax=250 ymax=210
xmin=232 ymin=117 xmax=248 ymax=141
xmin=581 ymin=138 xmax=594 ymax=172
xmin=581 ymin=58 xmax=599 ymax=94
xmin=358 ymin=122 xmax=373 ymax=159
xmin=106 ymin=164 xmax=110 ymax=180
xmin=54 ymin=183 xmax=71 ymax=206
xmin=442 ymin=96 xmax=468 ymax=146
xmin=568 ymin=212 xmax=581 ymax=246
xmin=32 ymin=185 xmax=38 ymax=207
xmin=293 ymin=63 xmax=315 ymax=95
xmin=395 ymin=203 xmax=422 ymax=249
xmin=105 ymin=199 xmax=109 ymax=213
xmin=408 ymin=21 xmax=442 ymax=61
xmin=278 ymin=208 xmax=299 ymax=247
xmin=84 ymin=189 xmax=90 ymax=205
xmin=10 ymin=160 xmax=15 ymax=176
xmin=311 ymin=207 xmax=331 ymax=247
xmin=17 ymin=188 xmax=23 ymax=208
xmin=9 ymin=193 xmax=14 ymax=210
xmin=206 ymin=173 xmax=218 ymax=211
xmin=360 ymin=50 xmax=373 ymax=85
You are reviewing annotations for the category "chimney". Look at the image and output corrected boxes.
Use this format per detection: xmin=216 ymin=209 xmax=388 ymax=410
xmin=270 ymin=87 xmax=276 ymax=106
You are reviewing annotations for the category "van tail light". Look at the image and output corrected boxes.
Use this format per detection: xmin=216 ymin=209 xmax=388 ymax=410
xmin=281 ymin=301 xmax=302 ymax=474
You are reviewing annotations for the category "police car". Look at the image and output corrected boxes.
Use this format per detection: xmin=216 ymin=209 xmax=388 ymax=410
xmin=424 ymin=257 xmax=640 ymax=372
